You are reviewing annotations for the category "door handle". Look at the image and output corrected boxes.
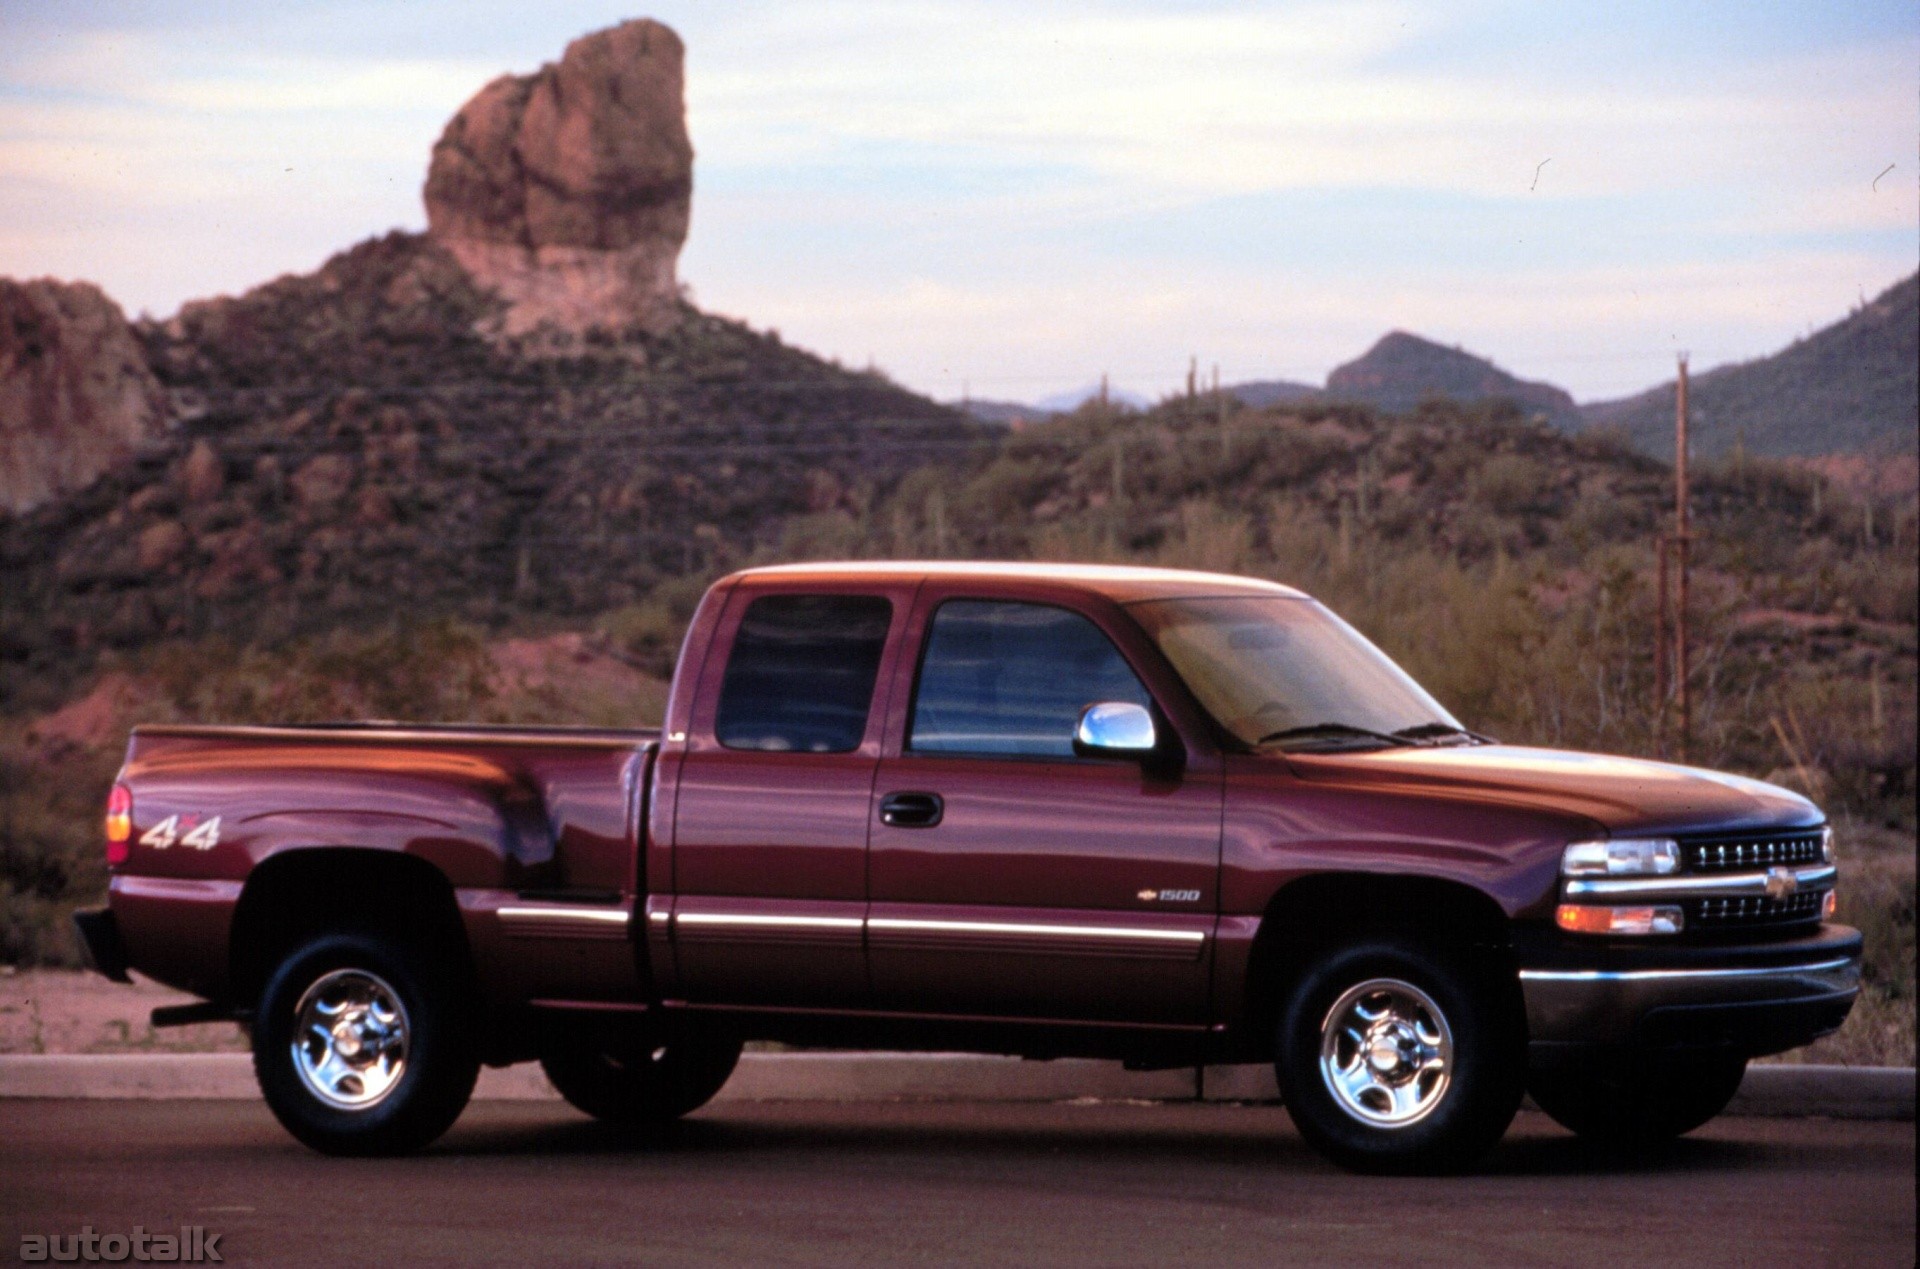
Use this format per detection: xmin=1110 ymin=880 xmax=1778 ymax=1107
xmin=879 ymin=792 xmax=944 ymax=828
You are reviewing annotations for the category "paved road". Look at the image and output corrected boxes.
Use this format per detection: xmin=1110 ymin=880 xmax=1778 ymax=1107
xmin=2 ymin=1100 xmax=1912 ymax=1266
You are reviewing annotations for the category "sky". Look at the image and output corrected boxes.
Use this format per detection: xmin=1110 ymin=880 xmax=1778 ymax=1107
xmin=1 ymin=1 xmax=1914 ymax=405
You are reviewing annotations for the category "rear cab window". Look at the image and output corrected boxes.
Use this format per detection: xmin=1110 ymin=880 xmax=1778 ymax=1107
xmin=715 ymin=594 xmax=893 ymax=753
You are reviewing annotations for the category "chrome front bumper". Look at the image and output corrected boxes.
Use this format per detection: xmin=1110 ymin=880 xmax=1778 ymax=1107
xmin=1560 ymin=862 xmax=1836 ymax=902
xmin=1518 ymin=924 xmax=1862 ymax=1058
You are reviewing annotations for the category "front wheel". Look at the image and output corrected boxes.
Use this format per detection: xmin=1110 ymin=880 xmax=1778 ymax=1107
xmin=1275 ymin=938 xmax=1524 ymax=1175
xmin=539 ymin=1027 xmax=743 ymax=1127
xmin=1528 ymin=1054 xmax=1748 ymax=1147
xmin=253 ymin=931 xmax=479 ymax=1156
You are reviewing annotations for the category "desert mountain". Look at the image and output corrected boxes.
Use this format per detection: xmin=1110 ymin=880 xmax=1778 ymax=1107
xmin=0 ymin=20 xmax=976 ymax=711
xmin=0 ymin=279 xmax=169 ymax=515
xmin=1220 ymin=278 xmax=1919 ymax=461
xmin=954 ymin=398 xmax=1054 ymax=426
xmin=1219 ymin=335 xmax=1578 ymax=428
xmin=1581 ymin=273 xmax=1919 ymax=460
xmin=1225 ymin=379 xmax=1318 ymax=409
xmin=1321 ymin=332 xmax=1583 ymax=429
xmin=2 ymin=16 xmax=1911 ymax=716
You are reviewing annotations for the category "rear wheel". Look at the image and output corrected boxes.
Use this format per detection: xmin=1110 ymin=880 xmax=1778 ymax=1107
xmin=1275 ymin=937 xmax=1524 ymax=1174
xmin=1528 ymin=1054 xmax=1748 ymax=1147
xmin=539 ymin=1027 xmax=743 ymax=1127
xmin=253 ymin=931 xmax=478 ymax=1156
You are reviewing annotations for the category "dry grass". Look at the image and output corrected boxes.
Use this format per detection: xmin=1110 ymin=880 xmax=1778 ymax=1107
xmin=1765 ymin=816 xmax=1915 ymax=1066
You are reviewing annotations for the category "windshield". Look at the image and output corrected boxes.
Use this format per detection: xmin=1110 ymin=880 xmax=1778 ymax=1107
xmin=1128 ymin=596 xmax=1463 ymax=750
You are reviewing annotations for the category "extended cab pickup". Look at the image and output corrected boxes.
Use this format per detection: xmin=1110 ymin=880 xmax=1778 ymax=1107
xmin=74 ymin=563 xmax=1862 ymax=1171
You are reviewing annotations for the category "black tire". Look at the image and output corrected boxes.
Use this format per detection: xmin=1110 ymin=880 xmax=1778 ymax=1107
xmin=1528 ymin=1054 xmax=1748 ymax=1148
xmin=253 ymin=931 xmax=478 ymax=1156
xmin=1275 ymin=937 xmax=1524 ymax=1175
xmin=539 ymin=1027 xmax=743 ymax=1127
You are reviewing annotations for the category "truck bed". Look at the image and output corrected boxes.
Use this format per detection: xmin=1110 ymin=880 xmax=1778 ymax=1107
xmin=131 ymin=721 xmax=661 ymax=749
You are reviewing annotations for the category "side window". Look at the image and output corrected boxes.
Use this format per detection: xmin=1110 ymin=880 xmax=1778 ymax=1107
xmin=715 ymin=594 xmax=893 ymax=753
xmin=909 ymin=600 xmax=1152 ymax=758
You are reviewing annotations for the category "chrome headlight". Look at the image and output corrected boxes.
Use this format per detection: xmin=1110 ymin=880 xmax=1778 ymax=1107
xmin=1561 ymin=838 xmax=1680 ymax=877
xmin=1821 ymin=825 xmax=1835 ymax=863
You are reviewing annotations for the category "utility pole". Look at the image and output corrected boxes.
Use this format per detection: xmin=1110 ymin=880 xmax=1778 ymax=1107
xmin=1654 ymin=533 xmax=1669 ymax=758
xmin=1675 ymin=355 xmax=1692 ymax=762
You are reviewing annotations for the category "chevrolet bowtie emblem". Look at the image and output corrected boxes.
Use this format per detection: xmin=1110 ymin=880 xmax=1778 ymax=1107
xmin=1764 ymin=867 xmax=1799 ymax=901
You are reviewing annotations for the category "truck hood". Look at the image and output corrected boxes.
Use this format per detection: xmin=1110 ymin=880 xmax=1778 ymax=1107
xmin=1281 ymin=743 xmax=1820 ymax=837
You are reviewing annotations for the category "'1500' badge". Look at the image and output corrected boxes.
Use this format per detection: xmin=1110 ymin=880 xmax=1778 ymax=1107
xmin=1138 ymin=888 xmax=1202 ymax=903
xmin=140 ymin=814 xmax=222 ymax=851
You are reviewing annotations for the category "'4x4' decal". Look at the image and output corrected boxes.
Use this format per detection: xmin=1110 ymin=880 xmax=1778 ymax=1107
xmin=140 ymin=815 xmax=222 ymax=851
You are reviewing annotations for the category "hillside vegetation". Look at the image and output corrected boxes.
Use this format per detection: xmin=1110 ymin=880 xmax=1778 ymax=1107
xmin=2 ymin=358 xmax=1913 ymax=1062
xmin=1583 ymin=273 xmax=1919 ymax=459
xmin=0 ymin=232 xmax=984 ymax=715
xmin=751 ymin=395 xmax=1918 ymax=1062
xmin=774 ymin=397 xmax=1915 ymax=808
xmin=1322 ymin=332 xmax=1582 ymax=429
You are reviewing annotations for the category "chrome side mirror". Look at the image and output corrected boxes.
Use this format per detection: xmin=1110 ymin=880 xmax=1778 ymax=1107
xmin=1074 ymin=701 xmax=1157 ymax=756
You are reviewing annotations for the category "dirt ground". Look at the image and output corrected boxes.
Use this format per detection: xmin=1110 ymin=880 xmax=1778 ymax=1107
xmin=0 ymin=969 xmax=246 ymax=1055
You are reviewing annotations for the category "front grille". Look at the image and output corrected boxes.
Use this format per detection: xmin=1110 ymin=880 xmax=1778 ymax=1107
xmin=1683 ymin=831 xmax=1824 ymax=873
xmin=1687 ymin=889 xmax=1826 ymax=928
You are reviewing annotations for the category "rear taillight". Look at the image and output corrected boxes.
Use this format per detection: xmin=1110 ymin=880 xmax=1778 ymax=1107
xmin=105 ymin=784 xmax=132 ymax=867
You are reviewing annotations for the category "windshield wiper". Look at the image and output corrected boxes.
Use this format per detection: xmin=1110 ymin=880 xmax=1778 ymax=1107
xmin=1391 ymin=722 xmax=1497 ymax=746
xmin=1255 ymin=722 xmax=1413 ymax=750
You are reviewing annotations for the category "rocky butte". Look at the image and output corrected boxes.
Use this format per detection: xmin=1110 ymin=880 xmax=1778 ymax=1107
xmin=1325 ymin=331 xmax=1582 ymax=430
xmin=0 ymin=17 xmax=965 ymax=706
xmin=0 ymin=18 xmax=698 ymax=518
xmin=0 ymin=279 xmax=168 ymax=515
xmin=422 ymin=18 xmax=693 ymax=339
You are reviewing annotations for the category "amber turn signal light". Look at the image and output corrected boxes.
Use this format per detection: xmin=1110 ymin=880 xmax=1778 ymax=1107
xmin=1556 ymin=903 xmax=1683 ymax=935
xmin=105 ymin=784 xmax=132 ymax=867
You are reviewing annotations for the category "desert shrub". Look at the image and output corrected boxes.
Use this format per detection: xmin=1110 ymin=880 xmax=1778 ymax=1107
xmin=1472 ymin=452 xmax=1549 ymax=517
xmin=136 ymin=622 xmax=497 ymax=725
xmin=0 ymin=743 xmax=117 ymax=966
xmin=1158 ymin=501 xmax=1254 ymax=575
xmin=597 ymin=575 xmax=712 ymax=681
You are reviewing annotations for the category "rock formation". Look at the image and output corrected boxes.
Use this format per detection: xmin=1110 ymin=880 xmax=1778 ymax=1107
xmin=0 ymin=279 xmax=167 ymax=515
xmin=1580 ymin=271 xmax=1919 ymax=460
xmin=423 ymin=19 xmax=693 ymax=338
xmin=1326 ymin=331 xmax=1581 ymax=428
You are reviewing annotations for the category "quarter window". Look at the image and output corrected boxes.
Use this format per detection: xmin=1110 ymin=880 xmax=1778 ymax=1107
xmin=715 ymin=594 xmax=892 ymax=753
xmin=909 ymin=600 xmax=1152 ymax=758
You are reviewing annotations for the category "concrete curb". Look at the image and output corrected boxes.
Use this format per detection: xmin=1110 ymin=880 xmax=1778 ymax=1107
xmin=0 ymin=1053 xmax=1910 ymax=1119
xmin=1727 ymin=1064 xmax=1915 ymax=1120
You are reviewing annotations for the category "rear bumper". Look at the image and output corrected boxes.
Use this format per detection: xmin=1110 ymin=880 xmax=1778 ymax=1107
xmin=1518 ymin=923 xmax=1862 ymax=1060
xmin=72 ymin=908 xmax=131 ymax=983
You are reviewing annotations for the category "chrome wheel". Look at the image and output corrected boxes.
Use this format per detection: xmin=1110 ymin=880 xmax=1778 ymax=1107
xmin=1318 ymin=977 xmax=1453 ymax=1128
xmin=291 ymin=968 xmax=410 ymax=1111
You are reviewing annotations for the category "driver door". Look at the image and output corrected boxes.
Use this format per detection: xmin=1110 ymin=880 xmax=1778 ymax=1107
xmin=867 ymin=591 xmax=1223 ymax=1024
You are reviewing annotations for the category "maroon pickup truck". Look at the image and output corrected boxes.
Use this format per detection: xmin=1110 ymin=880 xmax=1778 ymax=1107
xmin=74 ymin=563 xmax=1860 ymax=1172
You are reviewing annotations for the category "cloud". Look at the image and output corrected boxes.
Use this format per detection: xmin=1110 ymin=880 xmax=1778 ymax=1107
xmin=0 ymin=1 xmax=1913 ymax=398
xmin=688 ymin=4 xmax=1916 ymax=203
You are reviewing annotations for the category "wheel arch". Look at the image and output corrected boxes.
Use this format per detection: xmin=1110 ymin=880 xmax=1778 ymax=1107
xmin=1239 ymin=871 xmax=1518 ymax=1056
xmin=229 ymin=847 xmax=473 ymax=1012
